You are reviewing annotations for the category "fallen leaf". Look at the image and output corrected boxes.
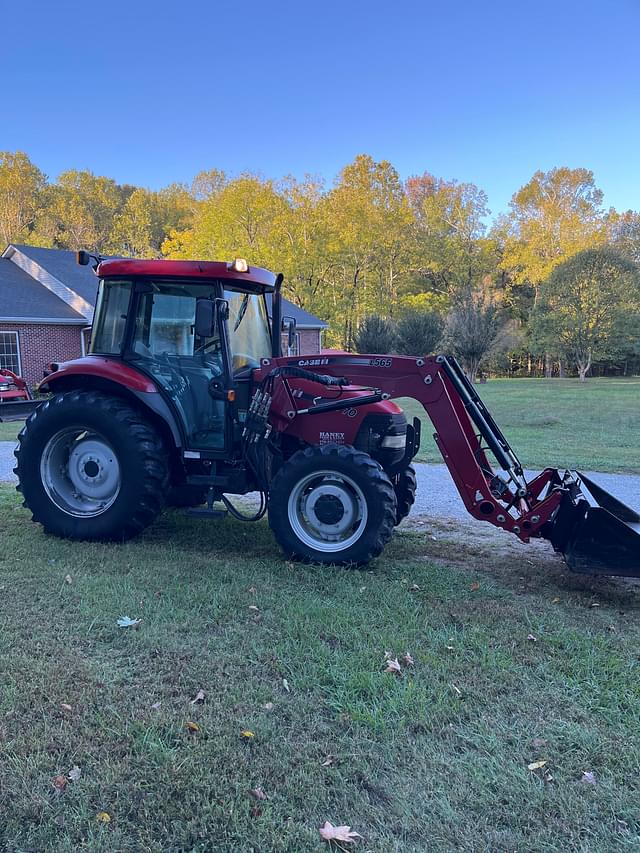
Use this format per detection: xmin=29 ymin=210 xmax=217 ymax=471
xmin=249 ymin=787 xmax=267 ymax=800
xmin=531 ymin=738 xmax=547 ymax=749
xmin=445 ymin=645 xmax=455 ymax=651
xmin=403 ymin=652 xmax=415 ymax=666
xmin=60 ymin=703 xmax=72 ymax=712
xmin=527 ymin=634 xmax=537 ymax=642
xmin=359 ymin=586 xmax=366 ymax=592
xmin=527 ymin=759 xmax=548 ymax=771
xmin=321 ymin=755 xmax=337 ymax=766
xmin=52 ymin=775 xmax=67 ymax=792
xmin=96 ymin=811 xmax=111 ymax=823
xmin=151 ymin=701 xmax=162 ymax=710
xmin=384 ymin=657 xmax=402 ymax=674
xmin=282 ymin=678 xmax=290 ymax=692
xmin=470 ymin=581 xmax=480 ymax=591
xmin=185 ymin=721 xmax=200 ymax=733
xmin=241 ymin=730 xmax=255 ymax=739
xmin=64 ymin=574 xmax=72 ymax=584
xmin=116 ymin=616 xmax=141 ymax=628
xmin=248 ymin=605 xmax=260 ymax=612
xmin=543 ymin=770 xmax=554 ymax=783
xmin=263 ymin=702 xmax=274 ymax=711
xmin=319 ymin=821 xmax=362 ymax=844
xmin=580 ymin=770 xmax=597 ymax=785
xmin=190 ymin=689 xmax=206 ymax=705
xmin=68 ymin=765 xmax=81 ymax=782
xmin=551 ymin=597 xmax=560 ymax=604
xmin=409 ymin=583 xmax=421 ymax=592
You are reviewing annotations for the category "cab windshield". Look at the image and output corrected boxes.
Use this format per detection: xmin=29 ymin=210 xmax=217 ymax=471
xmin=225 ymin=289 xmax=272 ymax=372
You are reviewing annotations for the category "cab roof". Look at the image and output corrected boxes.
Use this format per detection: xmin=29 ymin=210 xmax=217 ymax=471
xmin=96 ymin=258 xmax=278 ymax=291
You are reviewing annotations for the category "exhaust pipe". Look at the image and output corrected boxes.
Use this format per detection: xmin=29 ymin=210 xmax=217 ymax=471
xmin=542 ymin=472 xmax=640 ymax=577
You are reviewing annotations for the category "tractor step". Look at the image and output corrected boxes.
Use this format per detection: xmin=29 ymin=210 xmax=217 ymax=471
xmin=185 ymin=506 xmax=228 ymax=519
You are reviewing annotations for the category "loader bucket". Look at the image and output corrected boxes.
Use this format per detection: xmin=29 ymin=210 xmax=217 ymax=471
xmin=545 ymin=472 xmax=640 ymax=577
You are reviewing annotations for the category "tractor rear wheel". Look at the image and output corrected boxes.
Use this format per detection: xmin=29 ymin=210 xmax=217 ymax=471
xmin=15 ymin=391 xmax=169 ymax=541
xmin=268 ymin=443 xmax=396 ymax=566
xmin=393 ymin=465 xmax=417 ymax=525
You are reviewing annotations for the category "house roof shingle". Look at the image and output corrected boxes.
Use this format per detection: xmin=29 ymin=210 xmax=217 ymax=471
xmin=0 ymin=258 xmax=86 ymax=322
xmin=12 ymin=244 xmax=101 ymax=306
xmin=265 ymin=293 xmax=328 ymax=328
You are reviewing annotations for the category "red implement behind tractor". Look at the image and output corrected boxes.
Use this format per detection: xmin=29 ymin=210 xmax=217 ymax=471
xmin=0 ymin=369 xmax=39 ymax=421
xmin=0 ymin=369 xmax=31 ymax=404
xmin=13 ymin=253 xmax=640 ymax=576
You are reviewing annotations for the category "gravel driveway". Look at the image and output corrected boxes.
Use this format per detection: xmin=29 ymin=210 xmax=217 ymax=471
xmin=2 ymin=438 xmax=639 ymax=521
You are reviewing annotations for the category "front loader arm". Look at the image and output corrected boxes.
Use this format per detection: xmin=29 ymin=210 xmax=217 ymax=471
xmin=255 ymin=353 xmax=565 ymax=544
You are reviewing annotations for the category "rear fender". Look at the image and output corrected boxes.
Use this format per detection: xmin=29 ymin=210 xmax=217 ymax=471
xmin=39 ymin=358 xmax=183 ymax=450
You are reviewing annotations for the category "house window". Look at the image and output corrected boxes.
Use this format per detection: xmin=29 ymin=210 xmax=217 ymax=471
xmin=0 ymin=332 xmax=21 ymax=374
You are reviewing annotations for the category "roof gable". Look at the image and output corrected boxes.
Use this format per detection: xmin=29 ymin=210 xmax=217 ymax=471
xmin=0 ymin=258 xmax=86 ymax=322
xmin=9 ymin=245 xmax=98 ymax=314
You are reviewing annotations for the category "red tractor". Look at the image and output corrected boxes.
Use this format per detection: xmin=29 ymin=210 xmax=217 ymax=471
xmin=0 ymin=369 xmax=31 ymax=403
xmin=14 ymin=254 xmax=640 ymax=575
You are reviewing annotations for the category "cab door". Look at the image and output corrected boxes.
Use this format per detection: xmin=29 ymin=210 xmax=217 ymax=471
xmin=129 ymin=281 xmax=228 ymax=450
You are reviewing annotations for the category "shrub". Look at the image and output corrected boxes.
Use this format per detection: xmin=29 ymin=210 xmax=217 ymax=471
xmin=394 ymin=311 xmax=443 ymax=356
xmin=353 ymin=315 xmax=396 ymax=354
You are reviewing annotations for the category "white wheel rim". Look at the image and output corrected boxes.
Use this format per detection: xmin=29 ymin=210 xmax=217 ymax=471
xmin=287 ymin=469 xmax=368 ymax=552
xmin=40 ymin=428 xmax=121 ymax=518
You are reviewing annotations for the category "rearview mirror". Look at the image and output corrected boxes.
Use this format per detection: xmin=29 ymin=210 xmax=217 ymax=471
xmin=283 ymin=316 xmax=297 ymax=352
xmin=195 ymin=299 xmax=215 ymax=338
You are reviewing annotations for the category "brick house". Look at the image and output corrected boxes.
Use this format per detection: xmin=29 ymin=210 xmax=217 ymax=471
xmin=0 ymin=245 xmax=327 ymax=389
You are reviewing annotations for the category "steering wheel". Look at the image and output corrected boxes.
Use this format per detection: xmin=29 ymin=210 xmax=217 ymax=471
xmin=195 ymin=339 xmax=222 ymax=356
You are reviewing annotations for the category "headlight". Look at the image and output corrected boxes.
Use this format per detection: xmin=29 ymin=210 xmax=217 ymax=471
xmin=380 ymin=434 xmax=406 ymax=450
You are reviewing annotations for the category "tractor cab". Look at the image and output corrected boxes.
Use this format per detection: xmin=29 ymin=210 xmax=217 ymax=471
xmin=87 ymin=257 xmax=284 ymax=452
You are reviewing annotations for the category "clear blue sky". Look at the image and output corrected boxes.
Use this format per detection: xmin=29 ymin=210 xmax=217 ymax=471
xmin=3 ymin=0 xmax=639 ymax=216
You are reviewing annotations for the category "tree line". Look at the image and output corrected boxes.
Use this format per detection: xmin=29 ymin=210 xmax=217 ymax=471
xmin=1 ymin=150 xmax=639 ymax=379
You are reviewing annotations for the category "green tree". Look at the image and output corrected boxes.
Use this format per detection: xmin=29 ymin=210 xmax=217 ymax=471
xmin=394 ymin=311 xmax=443 ymax=357
xmin=353 ymin=315 xmax=396 ymax=354
xmin=324 ymin=154 xmax=414 ymax=347
xmin=272 ymin=175 xmax=334 ymax=322
xmin=530 ymin=248 xmax=640 ymax=381
xmin=44 ymin=170 xmax=123 ymax=251
xmin=606 ymin=209 xmax=640 ymax=264
xmin=0 ymin=151 xmax=46 ymax=246
xmin=406 ymin=172 xmax=497 ymax=293
xmin=164 ymin=174 xmax=287 ymax=268
xmin=109 ymin=188 xmax=158 ymax=256
xmin=499 ymin=167 xmax=606 ymax=289
xmin=444 ymin=285 xmax=513 ymax=382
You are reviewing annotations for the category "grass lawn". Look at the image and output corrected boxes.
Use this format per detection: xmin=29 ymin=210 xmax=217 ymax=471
xmin=399 ymin=376 xmax=640 ymax=473
xmin=2 ymin=486 xmax=640 ymax=851
xmin=0 ymin=419 xmax=23 ymax=441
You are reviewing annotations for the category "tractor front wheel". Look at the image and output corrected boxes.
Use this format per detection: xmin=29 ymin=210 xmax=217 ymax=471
xmin=15 ymin=391 xmax=169 ymax=541
xmin=268 ymin=444 xmax=397 ymax=566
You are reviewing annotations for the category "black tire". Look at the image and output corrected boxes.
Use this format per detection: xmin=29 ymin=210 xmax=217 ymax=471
xmin=166 ymin=485 xmax=208 ymax=508
xmin=393 ymin=465 xmax=417 ymax=525
xmin=268 ymin=443 xmax=397 ymax=566
xmin=15 ymin=390 xmax=170 ymax=541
